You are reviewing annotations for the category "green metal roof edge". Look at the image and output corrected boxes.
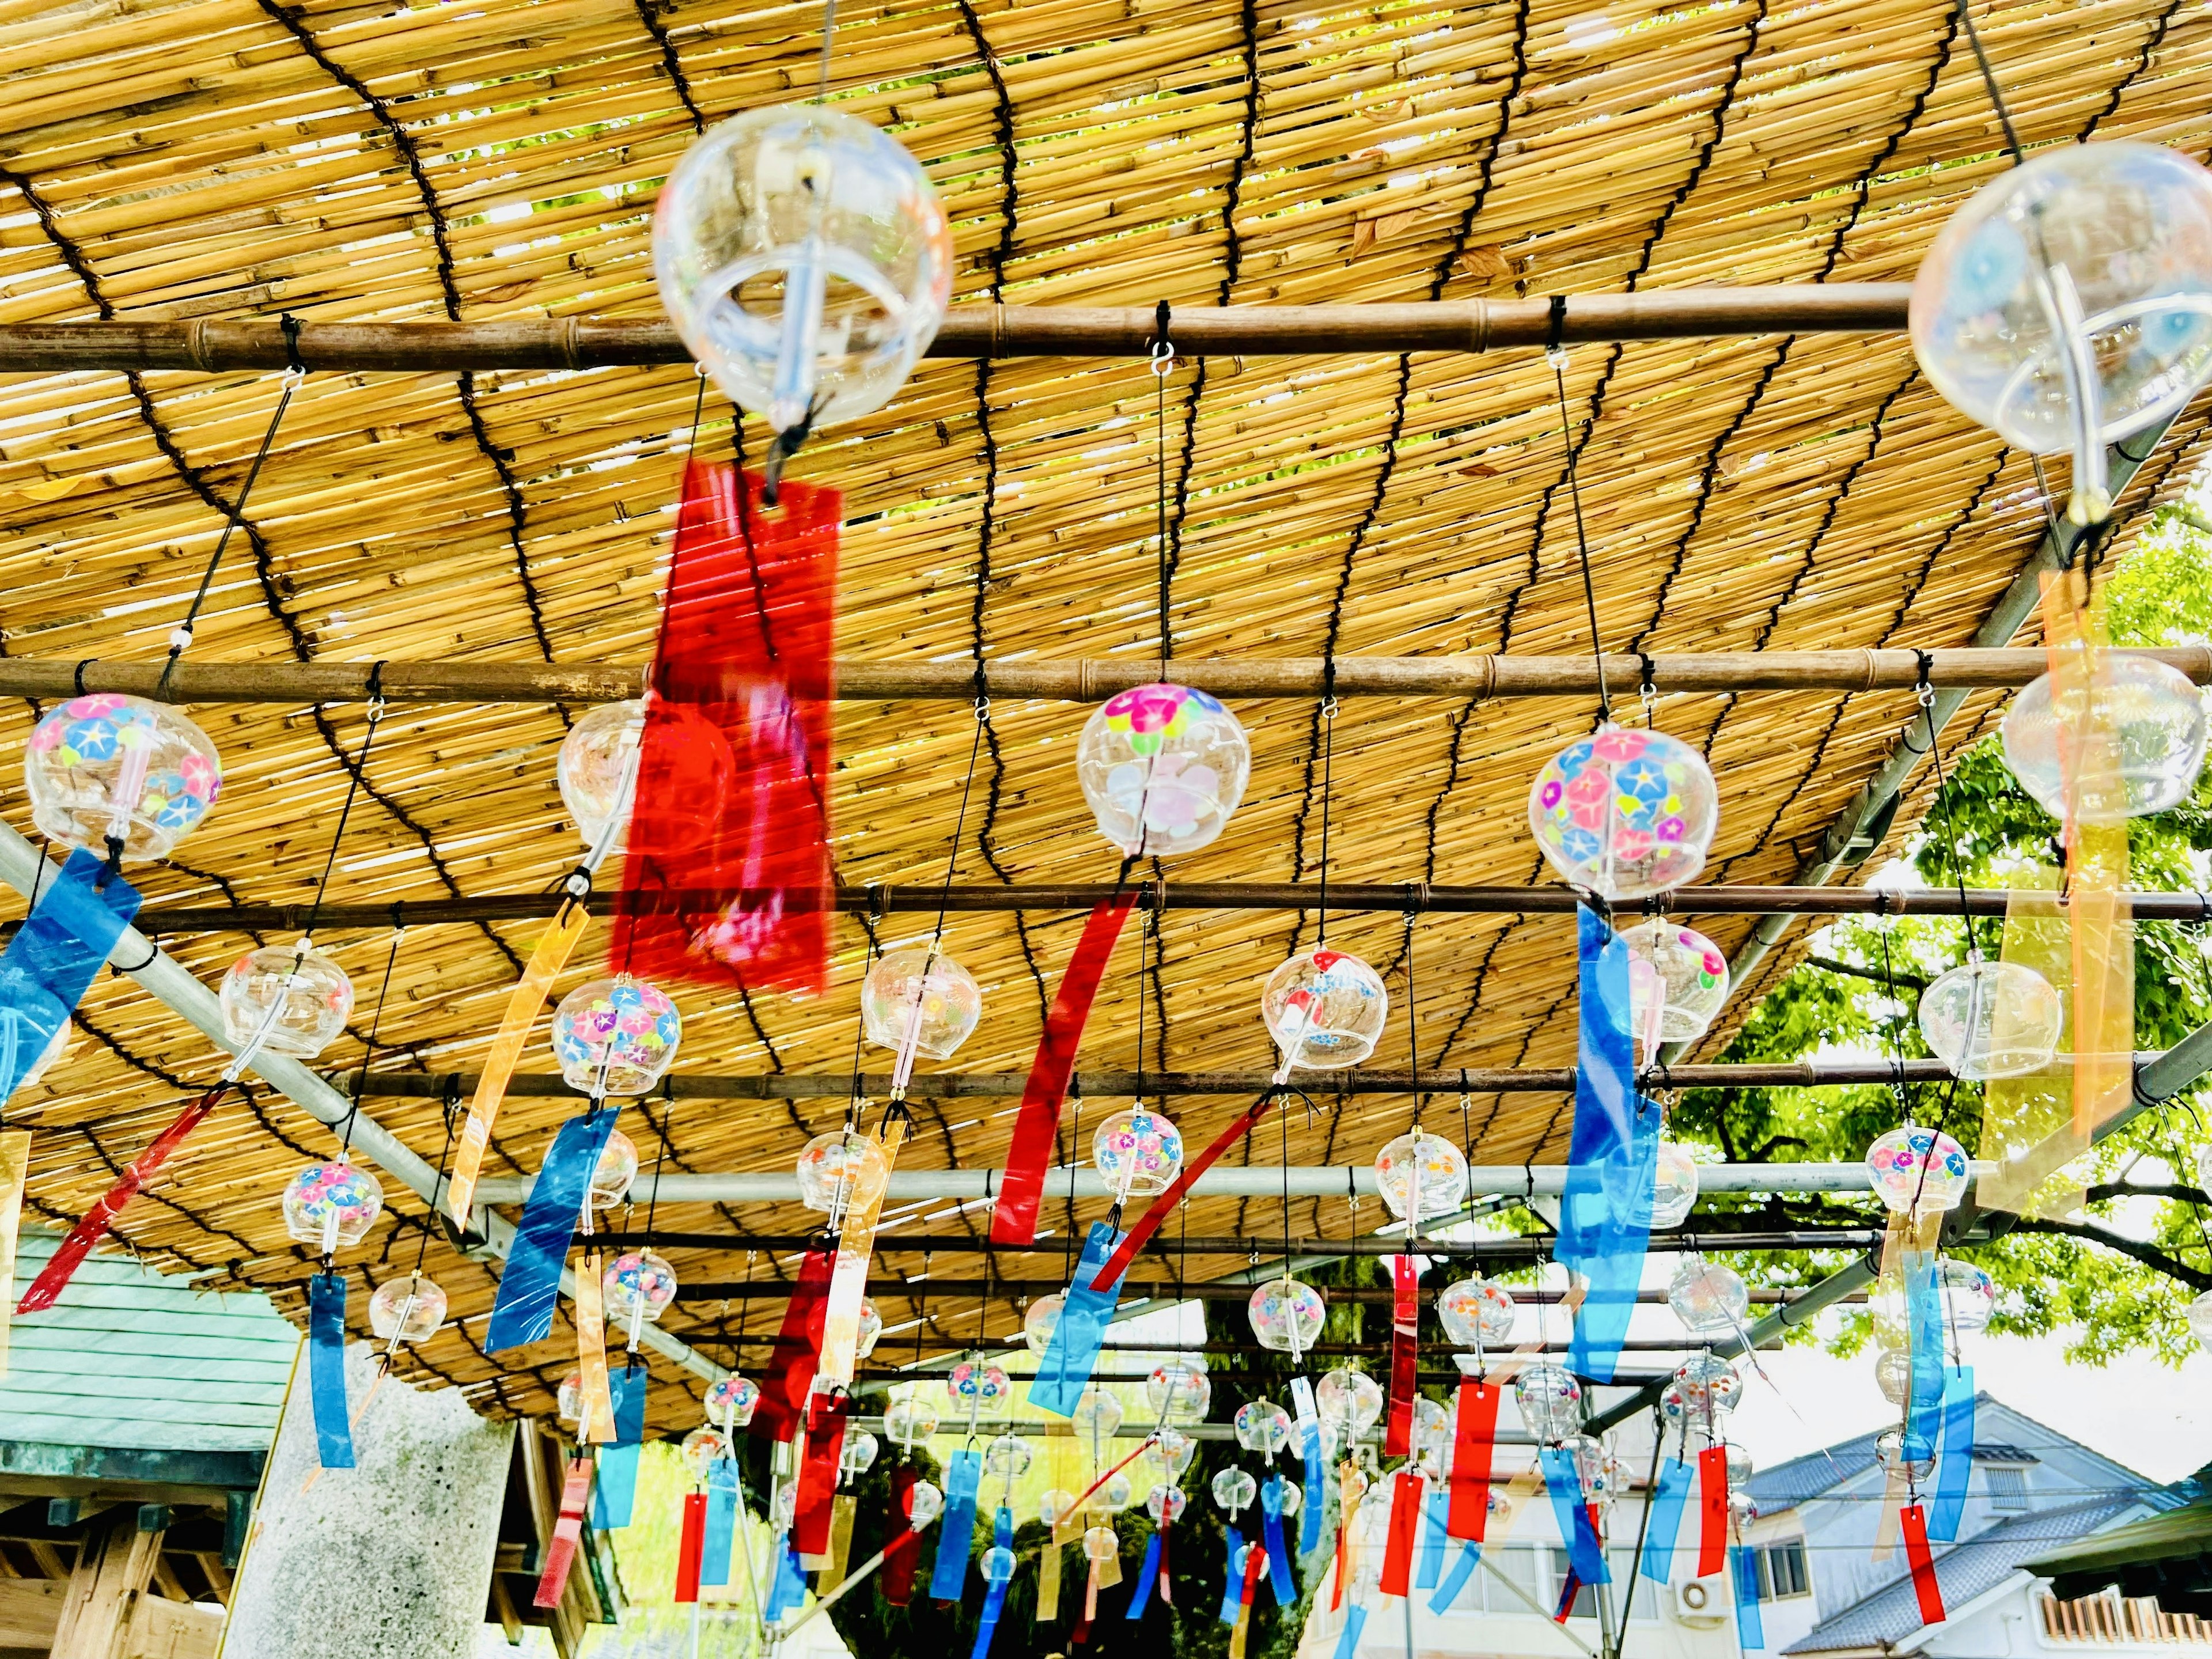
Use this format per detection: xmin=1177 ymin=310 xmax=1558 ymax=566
xmin=0 ymin=1438 xmax=265 ymax=1491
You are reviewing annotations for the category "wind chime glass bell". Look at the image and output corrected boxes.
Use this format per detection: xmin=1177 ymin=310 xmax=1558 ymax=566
xmin=1233 ymin=1400 xmax=1293 ymax=1456
xmin=557 ymin=699 xmax=647 ymax=853
xmin=1146 ymin=1357 xmax=1210 ymax=1422
xmin=653 ymin=105 xmax=955 ymax=443
xmin=707 ymin=1374 xmax=761 ymax=1430
xmin=1938 ymin=1259 xmax=1997 ymax=1332
xmin=1865 ymin=1125 xmax=1972 ymax=1215
xmin=1260 ymin=948 xmax=1389 ymax=1070
xmin=1150 ymin=1427 xmax=1196 ymax=1480
xmin=1527 ymin=725 xmax=1718 ymax=900
xmin=1667 ymin=1353 xmax=1741 ymax=1422
xmin=1918 ymin=955 xmax=2063 ymax=1080
xmin=1315 ymin=1366 xmax=1384 ymax=1438
xmin=795 ymin=1128 xmax=889 ymax=1215
xmin=681 ymin=1427 xmax=728 ymax=1480
xmin=1437 ymin=1277 xmax=1516 ymax=1357
xmin=25 ymin=693 xmax=223 ymax=862
xmin=551 ymin=976 xmax=682 ymax=1096
xmin=1247 ymin=1276 xmax=1326 ymax=1354
xmin=1910 ymin=140 xmax=2212 ymax=524
xmin=1093 ymin=1106 xmax=1184 ymax=1200
xmin=1023 ymin=1293 xmax=1064 ymax=1356
xmin=983 ymin=1433 xmax=1032 ymax=1482
xmin=589 ymin=1130 xmax=641 ymax=1210
xmin=1074 ymin=683 xmax=1252 ymax=857
xmin=950 ymin=1360 xmax=1013 ymax=1413
xmin=2190 ymin=1290 xmax=2212 ymax=1353
xmin=840 ymin=1430 xmax=880 ymax=1479
xmin=1373 ymin=1130 xmax=1469 ymax=1225
xmin=1667 ymin=1258 xmax=1749 ymax=1335
xmin=1513 ymin=1363 xmax=1585 ymax=1442
xmin=1146 ymin=1483 xmax=1188 ymax=1524
xmin=1644 ymin=1141 xmax=1701 ymax=1230
xmin=368 ymin=1272 xmax=448 ymax=1343
xmin=884 ymin=1395 xmax=940 ymax=1450
xmin=281 ymin=1158 xmax=385 ymax=1249
xmin=603 ymin=1249 xmax=679 ymax=1323
xmin=1622 ymin=918 xmax=1731 ymax=1052
xmin=1874 ymin=1349 xmax=1916 ymax=1406
xmin=2000 ymin=654 xmax=2207 ymax=823
xmin=219 ymin=945 xmax=355 ymax=1059
xmin=907 ymin=1480 xmax=944 ymax=1528
xmin=861 ymin=945 xmax=983 ymax=1060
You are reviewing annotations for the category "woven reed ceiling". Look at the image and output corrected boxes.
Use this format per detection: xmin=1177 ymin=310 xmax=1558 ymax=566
xmin=2 ymin=0 xmax=2210 ymax=1430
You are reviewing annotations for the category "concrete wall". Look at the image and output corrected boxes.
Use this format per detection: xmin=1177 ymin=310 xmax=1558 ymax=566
xmin=223 ymin=1343 xmax=513 ymax=1659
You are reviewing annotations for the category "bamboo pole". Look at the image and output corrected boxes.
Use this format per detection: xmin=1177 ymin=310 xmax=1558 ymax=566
xmin=112 ymin=885 xmax=2212 ymax=932
xmin=343 ymin=1059 xmax=1965 ymax=1103
xmin=7 ymin=646 xmax=2206 ymax=706
xmin=0 ymin=287 xmax=1911 ymax=374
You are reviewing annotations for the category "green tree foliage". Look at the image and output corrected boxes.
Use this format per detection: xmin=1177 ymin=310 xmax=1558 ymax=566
xmin=1671 ymin=503 xmax=2212 ymax=1364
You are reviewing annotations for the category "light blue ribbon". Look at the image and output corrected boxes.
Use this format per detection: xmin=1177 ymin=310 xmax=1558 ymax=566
xmin=1127 ymin=1527 xmax=1162 ymax=1621
xmin=1430 ymin=1541 xmax=1482 ymax=1614
xmin=930 ymin=1449 xmax=982 ymax=1600
xmin=1031 ymin=1221 xmax=1128 ymax=1415
xmin=1928 ymin=1366 xmax=1976 ymax=1541
xmin=1300 ymin=1419 xmax=1325 ymax=1555
xmin=589 ymin=1363 xmax=648 ymax=1529
xmin=699 ymin=1459 xmax=740 ymax=1586
xmin=972 ymin=1506 xmax=1016 ymax=1656
xmin=486 ymin=1107 xmax=620 ymax=1353
xmin=1732 ymin=1543 xmax=1765 ymax=1648
xmin=1639 ymin=1456 xmax=1694 ymax=1582
xmin=1415 ymin=1486 xmax=1449 ymax=1590
xmin=0 ymin=851 xmax=139 ymax=1101
xmin=307 ymin=1271 xmax=353 ymax=1469
xmin=1262 ymin=1475 xmax=1295 ymax=1606
xmin=1218 ymin=1523 xmax=1246 ymax=1626
xmin=1332 ymin=1603 xmax=1370 ymax=1659
xmin=1539 ymin=1446 xmax=1608 ymax=1585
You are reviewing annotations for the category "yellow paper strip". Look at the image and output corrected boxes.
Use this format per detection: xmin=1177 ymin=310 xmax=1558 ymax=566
xmin=1093 ymin=1539 xmax=1123 ymax=1590
xmin=445 ymin=899 xmax=591 ymax=1223
xmin=577 ymin=1249 xmax=615 ymax=1445
xmin=818 ymin=1114 xmax=912 ymax=1385
xmin=0 ymin=1131 xmax=28 ymax=1381
xmin=1982 ymin=873 xmax=2088 ymax=1217
xmin=817 ymin=1494 xmax=857 ymax=1593
xmin=1039 ymin=1537 xmax=1062 ymax=1620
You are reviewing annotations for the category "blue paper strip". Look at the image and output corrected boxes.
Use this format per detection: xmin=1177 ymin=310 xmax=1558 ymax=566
xmin=1127 ymin=1528 xmax=1162 ymax=1621
xmin=590 ymin=1364 xmax=649 ymax=1529
xmin=1300 ymin=1419 xmax=1324 ymax=1555
xmin=1218 ymin=1523 xmax=1246 ymax=1626
xmin=767 ymin=1543 xmax=808 ymax=1619
xmin=1430 ymin=1541 xmax=1481 ymax=1614
xmin=699 ymin=1460 xmax=740 ymax=1587
xmin=1904 ymin=1251 xmax=1945 ymax=1463
xmin=1416 ymin=1486 xmax=1448 ymax=1590
xmin=1732 ymin=1543 xmax=1764 ymax=1648
xmin=1031 ymin=1221 xmax=1128 ymax=1415
xmin=1539 ymin=1447 xmax=1608 ymax=1585
xmin=930 ymin=1449 xmax=982 ymax=1600
xmin=1928 ymin=1366 xmax=1976 ymax=1541
xmin=1640 ymin=1457 xmax=1694 ymax=1582
xmin=1560 ymin=908 xmax=1661 ymax=1382
xmin=1332 ymin=1603 xmax=1370 ymax=1659
xmin=973 ymin=1507 xmax=1016 ymax=1656
xmin=0 ymin=850 xmax=140 ymax=1100
xmin=486 ymin=1107 xmax=621 ymax=1353
xmin=1262 ymin=1475 xmax=1295 ymax=1606
xmin=307 ymin=1271 xmax=354 ymax=1470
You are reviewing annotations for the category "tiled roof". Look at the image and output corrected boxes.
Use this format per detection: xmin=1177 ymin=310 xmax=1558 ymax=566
xmin=1 ymin=1230 xmax=298 ymax=1454
xmin=1745 ymin=1427 xmax=1888 ymax=1517
xmin=1783 ymin=1498 xmax=2145 ymax=1655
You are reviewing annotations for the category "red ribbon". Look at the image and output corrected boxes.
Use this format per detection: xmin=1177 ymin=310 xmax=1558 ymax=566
xmin=1385 ymin=1254 xmax=1419 ymax=1457
xmin=993 ymin=893 xmax=1137 ymax=1246
xmin=613 ymin=459 xmax=839 ymax=996
xmin=755 ymin=1247 xmax=835 ymax=1442
xmin=1239 ymin=1536 xmax=1268 ymax=1607
xmin=1088 ymin=1090 xmax=1279 ymax=1289
xmin=794 ymin=1389 xmax=851 ymax=1556
xmin=1380 ymin=1471 xmax=1423 ymax=1597
xmin=533 ymin=1457 xmax=596 ymax=1609
xmin=1697 ymin=1444 xmax=1729 ymax=1577
xmin=884 ymin=1468 xmax=921 ymax=1605
xmin=1902 ymin=1503 xmax=1946 ymax=1624
xmin=1447 ymin=1380 xmax=1501 ymax=1540
xmin=675 ymin=1491 xmax=707 ymax=1603
xmin=19 ymin=1089 xmax=219 ymax=1315
xmin=1555 ymin=1571 xmax=1581 ymax=1623
xmin=1159 ymin=1518 xmax=1173 ymax=1604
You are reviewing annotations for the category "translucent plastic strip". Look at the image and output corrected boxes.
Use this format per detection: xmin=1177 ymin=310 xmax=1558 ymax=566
xmin=819 ymin=1113 xmax=910 ymax=1386
xmin=1446 ymin=1381 xmax=1502 ymax=1541
xmin=532 ymin=1457 xmax=594 ymax=1609
xmin=1639 ymin=1458 xmax=1692 ymax=1582
xmin=755 ymin=1246 xmax=834 ymax=1442
xmin=307 ymin=1271 xmax=354 ymax=1471
xmin=1379 ymin=1469 xmax=1423 ymax=1596
xmin=575 ymin=1248 xmax=614 ymax=1446
xmin=884 ymin=1467 xmax=921 ymax=1606
xmin=485 ymin=1107 xmax=620 ymax=1354
xmin=1732 ymin=1543 xmax=1765 ymax=1647
xmin=1540 ymin=1448 xmax=1607 ymax=1585
xmin=794 ymin=1391 xmax=850 ymax=1558
xmin=18 ymin=1088 xmax=216 ymax=1316
xmin=700 ymin=1460 xmax=740 ymax=1588
xmin=1385 ymin=1253 xmax=1419 ymax=1457
xmin=0 ymin=1131 xmax=22 ymax=1378
xmin=674 ymin=1491 xmax=706 ymax=1603
xmin=1902 ymin=1502 xmax=1947 ymax=1624
xmin=0 ymin=850 xmax=140 ymax=1101
xmin=1697 ymin=1444 xmax=1729 ymax=1577
xmin=1263 ymin=1477 xmax=1296 ymax=1604
xmin=1928 ymin=1367 xmax=1976 ymax=1542
xmin=1089 ymin=1090 xmax=1277 ymax=1289
xmin=931 ymin=1449 xmax=983 ymax=1600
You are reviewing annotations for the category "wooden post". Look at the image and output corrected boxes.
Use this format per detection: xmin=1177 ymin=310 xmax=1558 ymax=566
xmin=50 ymin=1508 xmax=165 ymax=1659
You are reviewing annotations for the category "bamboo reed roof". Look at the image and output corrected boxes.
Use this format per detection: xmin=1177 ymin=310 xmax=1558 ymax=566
xmin=4 ymin=0 xmax=2212 ymax=1435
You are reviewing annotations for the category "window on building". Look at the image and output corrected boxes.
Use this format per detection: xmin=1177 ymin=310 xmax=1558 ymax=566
xmin=1547 ymin=1548 xmax=1600 ymax=1619
xmin=1757 ymin=1541 xmax=1811 ymax=1600
xmin=1986 ymin=1465 xmax=2030 ymax=1511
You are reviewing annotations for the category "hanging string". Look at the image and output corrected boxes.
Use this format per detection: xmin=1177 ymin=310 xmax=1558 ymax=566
xmin=814 ymin=0 xmax=839 ymax=102
xmin=1547 ymin=304 xmax=1611 ymax=724
xmin=1316 ymin=698 xmax=1336 ymax=945
xmin=156 ymin=327 xmax=306 ymax=703
xmin=1914 ymin=655 xmax=1981 ymax=960
xmin=1403 ymin=908 xmax=1422 ymax=1137
xmin=1956 ymin=0 xmax=2027 ymax=166
xmin=337 ymin=919 xmax=403 ymax=1165
xmin=304 ymin=664 xmax=387 ymax=948
xmin=1153 ymin=301 xmax=1174 ymax=668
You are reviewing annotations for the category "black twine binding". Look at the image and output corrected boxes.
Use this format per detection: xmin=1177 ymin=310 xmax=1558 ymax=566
xmin=1153 ymin=299 xmax=1174 ymax=667
xmin=1549 ymin=335 xmax=1611 ymax=724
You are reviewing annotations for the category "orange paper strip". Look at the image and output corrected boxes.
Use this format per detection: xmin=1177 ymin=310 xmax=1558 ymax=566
xmin=445 ymin=899 xmax=591 ymax=1224
xmin=818 ymin=1113 xmax=911 ymax=1386
xmin=576 ymin=1248 xmax=615 ymax=1445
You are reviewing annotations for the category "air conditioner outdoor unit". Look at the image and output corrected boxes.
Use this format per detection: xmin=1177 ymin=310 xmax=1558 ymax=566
xmin=1673 ymin=1574 xmax=1731 ymax=1626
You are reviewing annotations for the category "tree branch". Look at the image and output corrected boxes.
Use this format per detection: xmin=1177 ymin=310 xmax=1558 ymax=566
xmin=2005 ymin=1215 xmax=2212 ymax=1290
xmin=2084 ymin=1182 xmax=2212 ymax=1207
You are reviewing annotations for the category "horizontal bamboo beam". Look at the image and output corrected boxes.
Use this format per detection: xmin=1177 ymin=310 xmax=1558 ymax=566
xmin=7 ymin=646 xmax=2201 ymax=708
xmin=114 ymin=884 xmax=2212 ymax=933
xmin=0 ymin=289 xmax=1910 ymax=374
xmin=345 ymin=1060 xmax=1960 ymax=1105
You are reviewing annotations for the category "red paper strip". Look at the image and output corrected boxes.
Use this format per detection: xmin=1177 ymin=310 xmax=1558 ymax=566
xmin=884 ymin=1468 xmax=921 ymax=1606
xmin=675 ymin=1491 xmax=707 ymax=1603
xmin=1159 ymin=1518 xmax=1173 ymax=1604
xmin=794 ymin=1390 xmax=851 ymax=1556
xmin=614 ymin=458 xmax=839 ymax=996
xmin=1555 ymin=1571 xmax=1580 ymax=1623
xmin=1089 ymin=1090 xmax=1278 ymax=1289
xmin=755 ymin=1247 xmax=835 ymax=1442
xmin=533 ymin=1457 xmax=596 ymax=1609
xmin=1379 ymin=1471 xmax=1423 ymax=1597
xmin=1385 ymin=1255 xmax=1419 ymax=1457
xmin=1697 ymin=1444 xmax=1729 ymax=1577
xmin=19 ymin=1090 xmax=218 ymax=1315
xmin=993 ymin=893 xmax=1137 ymax=1246
xmin=1448 ymin=1381 xmax=1502 ymax=1540
xmin=1902 ymin=1503 xmax=1946 ymax=1625
xmin=1240 ymin=1535 xmax=1268 ymax=1607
